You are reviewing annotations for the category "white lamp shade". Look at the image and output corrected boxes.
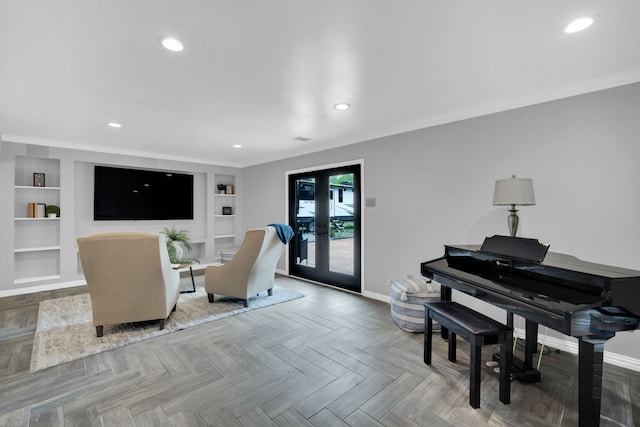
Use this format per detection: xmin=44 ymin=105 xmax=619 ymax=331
xmin=493 ymin=177 xmax=535 ymax=206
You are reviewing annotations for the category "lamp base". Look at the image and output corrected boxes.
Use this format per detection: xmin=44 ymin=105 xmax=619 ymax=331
xmin=507 ymin=205 xmax=519 ymax=237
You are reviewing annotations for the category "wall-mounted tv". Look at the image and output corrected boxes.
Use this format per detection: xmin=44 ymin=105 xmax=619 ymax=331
xmin=94 ymin=165 xmax=194 ymax=221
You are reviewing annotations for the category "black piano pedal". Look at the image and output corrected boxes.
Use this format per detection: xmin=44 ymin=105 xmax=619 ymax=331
xmin=492 ymin=353 xmax=541 ymax=383
xmin=486 ymin=361 xmax=516 ymax=381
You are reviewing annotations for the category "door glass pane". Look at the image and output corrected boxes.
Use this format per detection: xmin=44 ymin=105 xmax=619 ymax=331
xmin=295 ymin=177 xmax=315 ymax=268
xmin=329 ymin=173 xmax=354 ymax=275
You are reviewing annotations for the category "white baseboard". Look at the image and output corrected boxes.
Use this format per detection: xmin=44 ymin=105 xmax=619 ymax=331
xmin=362 ymin=290 xmax=390 ymax=303
xmin=514 ymin=328 xmax=640 ymax=372
xmin=0 ymin=280 xmax=86 ymax=298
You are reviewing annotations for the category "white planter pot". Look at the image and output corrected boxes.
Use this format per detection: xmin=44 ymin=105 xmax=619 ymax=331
xmin=173 ymin=243 xmax=184 ymax=260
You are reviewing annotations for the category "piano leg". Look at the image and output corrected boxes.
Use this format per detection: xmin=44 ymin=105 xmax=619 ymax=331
xmin=524 ymin=319 xmax=538 ymax=369
xmin=495 ymin=313 xmax=541 ymax=383
xmin=440 ymin=286 xmax=453 ymax=339
xmin=578 ymin=338 xmax=606 ymax=427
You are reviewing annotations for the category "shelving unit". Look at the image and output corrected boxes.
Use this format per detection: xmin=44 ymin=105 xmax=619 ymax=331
xmin=13 ymin=156 xmax=61 ymax=284
xmin=213 ymin=174 xmax=237 ymax=260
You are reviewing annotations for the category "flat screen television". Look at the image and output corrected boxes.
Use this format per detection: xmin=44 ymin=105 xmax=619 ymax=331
xmin=94 ymin=165 xmax=194 ymax=220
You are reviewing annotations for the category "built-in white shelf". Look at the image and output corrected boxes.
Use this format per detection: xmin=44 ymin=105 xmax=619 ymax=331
xmin=14 ymin=155 xmax=61 ymax=285
xmin=13 ymin=275 xmax=62 ymax=285
xmin=14 ymin=185 xmax=61 ymax=190
xmin=14 ymin=246 xmax=61 ymax=253
xmin=14 ymin=217 xmax=60 ymax=221
xmin=214 ymin=173 xmax=237 ymax=261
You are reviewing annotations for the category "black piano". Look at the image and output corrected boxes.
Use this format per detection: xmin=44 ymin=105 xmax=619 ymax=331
xmin=421 ymin=235 xmax=640 ymax=427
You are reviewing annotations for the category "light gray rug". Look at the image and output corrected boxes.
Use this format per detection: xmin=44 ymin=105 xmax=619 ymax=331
xmin=30 ymin=282 xmax=304 ymax=372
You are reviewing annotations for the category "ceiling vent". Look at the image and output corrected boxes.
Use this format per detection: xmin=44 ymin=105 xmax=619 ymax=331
xmin=294 ymin=136 xmax=312 ymax=142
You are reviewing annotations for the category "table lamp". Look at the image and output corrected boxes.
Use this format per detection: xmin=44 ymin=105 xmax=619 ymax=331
xmin=493 ymin=175 xmax=535 ymax=237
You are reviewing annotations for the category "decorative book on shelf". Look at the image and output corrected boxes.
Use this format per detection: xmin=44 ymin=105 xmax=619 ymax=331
xmin=28 ymin=203 xmax=47 ymax=218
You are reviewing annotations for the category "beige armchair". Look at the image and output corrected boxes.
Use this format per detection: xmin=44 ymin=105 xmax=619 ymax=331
xmin=205 ymin=226 xmax=286 ymax=307
xmin=77 ymin=231 xmax=180 ymax=337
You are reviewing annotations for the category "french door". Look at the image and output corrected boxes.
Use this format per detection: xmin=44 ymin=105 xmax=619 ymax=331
xmin=288 ymin=164 xmax=361 ymax=292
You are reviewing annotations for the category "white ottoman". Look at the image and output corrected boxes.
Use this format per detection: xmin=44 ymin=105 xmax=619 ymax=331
xmin=390 ymin=277 xmax=441 ymax=332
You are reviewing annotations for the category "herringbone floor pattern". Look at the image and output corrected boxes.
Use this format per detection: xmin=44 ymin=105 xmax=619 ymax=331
xmin=0 ymin=275 xmax=638 ymax=426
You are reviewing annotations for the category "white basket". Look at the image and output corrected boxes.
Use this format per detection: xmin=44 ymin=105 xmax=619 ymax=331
xmin=389 ymin=277 xmax=441 ymax=332
xmin=220 ymin=247 xmax=239 ymax=264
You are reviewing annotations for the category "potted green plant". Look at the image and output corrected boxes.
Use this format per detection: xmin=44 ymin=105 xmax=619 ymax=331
xmin=217 ymin=184 xmax=227 ymax=194
xmin=46 ymin=205 xmax=60 ymax=218
xmin=161 ymin=226 xmax=193 ymax=263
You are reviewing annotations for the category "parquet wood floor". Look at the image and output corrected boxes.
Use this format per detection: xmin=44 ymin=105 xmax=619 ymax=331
xmin=0 ymin=275 xmax=638 ymax=426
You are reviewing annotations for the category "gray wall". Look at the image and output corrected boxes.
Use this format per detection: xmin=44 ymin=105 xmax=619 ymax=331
xmin=1 ymin=82 xmax=638 ymax=362
xmin=242 ymin=82 xmax=640 ymax=360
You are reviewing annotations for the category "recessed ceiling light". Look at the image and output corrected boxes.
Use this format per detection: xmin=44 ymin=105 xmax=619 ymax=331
xmin=334 ymin=103 xmax=351 ymax=110
xmin=161 ymin=36 xmax=184 ymax=52
xmin=565 ymin=17 xmax=594 ymax=33
xmin=108 ymin=122 xmax=122 ymax=128
xmin=233 ymin=144 xmax=242 ymax=148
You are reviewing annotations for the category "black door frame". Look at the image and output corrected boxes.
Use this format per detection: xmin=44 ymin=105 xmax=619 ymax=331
xmin=286 ymin=161 xmax=362 ymax=293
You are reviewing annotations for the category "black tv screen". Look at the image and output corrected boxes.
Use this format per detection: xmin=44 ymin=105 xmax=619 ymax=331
xmin=94 ymin=165 xmax=194 ymax=220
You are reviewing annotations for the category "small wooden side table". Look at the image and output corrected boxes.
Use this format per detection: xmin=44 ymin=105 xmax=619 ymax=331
xmin=173 ymin=259 xmax=199 ymax=293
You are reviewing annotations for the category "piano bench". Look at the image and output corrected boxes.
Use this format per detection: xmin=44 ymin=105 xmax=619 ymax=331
xmin=423 ymin=301 xmax=512 ymax=409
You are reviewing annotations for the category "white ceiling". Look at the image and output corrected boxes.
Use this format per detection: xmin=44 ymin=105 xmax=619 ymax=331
xmin=1 ymin=1 xmax=640 ymax=168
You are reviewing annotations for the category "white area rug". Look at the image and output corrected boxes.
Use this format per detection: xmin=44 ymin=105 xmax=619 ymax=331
xmin=30 ymin=282 xmax=304 ymax=372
